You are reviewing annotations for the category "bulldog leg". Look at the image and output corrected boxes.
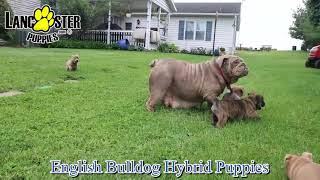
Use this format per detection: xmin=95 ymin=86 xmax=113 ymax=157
xmin=247 ymin=111 xmax=261 ymax=120
xmin=146 ymin=90 xmax=167 ymax=111
xmin=146 ymin=73 xmax=172 ymax=111
xmin=214 ymin=112 xmax=228 ymax=128
xmin=205 ymin=94 xmax=219 ymax=106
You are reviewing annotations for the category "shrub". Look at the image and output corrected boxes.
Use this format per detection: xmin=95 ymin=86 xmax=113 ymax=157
xmin=136 ymin=45 xmax=145 ymax=51
xmin=158 ymin=43 xmax=178 ymax=53
xmin=128 ymin=45 xmax=136 ymax=51
xmin=180 ymin=49 xmax=189 ymax=54
xmin=128 ymin=45 xmax=145 ymax=51
xmin=190 ymin=47 xmax=208 ymax=55
xmin=109 ymin=43 xmax=120 ymax=50
xmin=219 ymin=47 xmax=226 ymax=52
xmin=47 ymin=39 xmax=112 ymax=49
xmin=219 ymin=47 xmax=226 ymax=56
xmin=0 ymin=0 xmax=15 ymax=41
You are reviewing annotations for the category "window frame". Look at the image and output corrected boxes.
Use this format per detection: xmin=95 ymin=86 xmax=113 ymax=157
xmin=181 ymin=20 xmax=212 ymax=41
xmin=184 ymin=21 xmax=195 ymax=40
xmin=195 ymin=21 xmax=206 ymax=41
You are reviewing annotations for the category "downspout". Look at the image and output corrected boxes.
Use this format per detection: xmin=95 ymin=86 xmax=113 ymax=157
xmin=212 ymin=11 xmax=218 ymax=55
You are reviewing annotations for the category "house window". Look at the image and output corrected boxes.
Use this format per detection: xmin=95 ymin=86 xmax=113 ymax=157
xmin=178 ymin=20 xmax=212 ymax=41
xmin=125 ymin=23 xmax=132 ymax=30
xmin=185 ymin=21 xmax=194 ymax=40
xmin=195 ymin=21 xmax=206 ymax=40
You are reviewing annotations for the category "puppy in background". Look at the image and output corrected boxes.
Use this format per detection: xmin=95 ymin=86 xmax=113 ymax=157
xmin=285 ymin=152 xmax=320 ymax=180
xmin=222 ymin=85 xmax=244 ymax=100
xmin=66 ymin=54 xmax=80 ymax=71
xmin=212 ymin=92 xmax=265 ymax=128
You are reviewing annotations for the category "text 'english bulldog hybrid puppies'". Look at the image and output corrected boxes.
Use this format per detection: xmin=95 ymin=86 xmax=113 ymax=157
xmin=146 ymin=55 xmax=249 ymax=111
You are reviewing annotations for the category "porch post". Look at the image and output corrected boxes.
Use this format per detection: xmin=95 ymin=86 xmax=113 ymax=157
xmin=145 ymin=0 xmax=152 ymax=49
xmin=157 ymin=7 xmax=161 ymax=32
xmin=232 ymin=14 xmax=237 ymax=55
xmin=107 ymin=0 xmax=111 ymax=44
xmin=166 ymin=12 xmax=171 ymax=38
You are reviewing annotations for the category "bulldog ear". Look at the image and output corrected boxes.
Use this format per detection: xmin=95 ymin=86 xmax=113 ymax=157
xmin=216 ymin=56 xmax=229 ymax=67
xmin=302 ymin=152 xmax=313 ymax=160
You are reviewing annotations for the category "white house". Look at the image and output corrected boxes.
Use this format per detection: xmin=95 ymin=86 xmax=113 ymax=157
xmin=168 ymin=2 xmax=241 ymax=54
xmin=119 ymin=1 xmax=241 ymax=54
xmin=6 ymin=0 xmax=241 ymax=54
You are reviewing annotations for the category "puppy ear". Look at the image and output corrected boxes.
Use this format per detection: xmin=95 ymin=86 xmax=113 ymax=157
xmin=285 ymin=154 xmax=293 ymax=161
xmin=215 ymin=55 xmax=229 ymax=67
xmin=302 ymin=152 xmax=313 ymax=160
xmin=239 ymin=89 xmax=244 ymax=96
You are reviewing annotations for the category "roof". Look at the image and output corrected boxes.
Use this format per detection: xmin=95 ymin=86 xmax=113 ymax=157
xmin=173 ymin=2 xmax=242 ymax=31
xmin=174 ymin=2 xmax=241 ymax=14
xmin=167 ymin=0 xmax=177 ymax=12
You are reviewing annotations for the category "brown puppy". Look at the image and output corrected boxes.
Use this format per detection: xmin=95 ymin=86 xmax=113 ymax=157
xmin=285 ymin=152 xmax=320 ymax=180
xmin=146 ymin=55 xmax=249 ymax=111
xmin=211 ymin=92 xmax=265 ymax=128
xmin=66 ymin=54 xmax=80 ymax=71
xmin=222 ymin=84 xmax=244 ymax=100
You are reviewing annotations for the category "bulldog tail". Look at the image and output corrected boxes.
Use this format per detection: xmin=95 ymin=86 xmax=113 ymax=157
xmin=149 ymin=59 xmax=159 ymax=68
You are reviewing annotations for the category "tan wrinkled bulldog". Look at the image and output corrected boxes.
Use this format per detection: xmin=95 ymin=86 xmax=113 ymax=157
xmin=285 ymin=152 xmax=320 ymax=180
xmin=146 ymin=55 xmax=249 ymax=111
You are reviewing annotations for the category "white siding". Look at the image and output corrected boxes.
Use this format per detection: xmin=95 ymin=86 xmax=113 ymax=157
xmin=123 ymin=15 xmax=165 ymax=30
xmin=167 ymin=16 xmax=235 ymax=53
xmin=7 ymin=0 xmax=41 ymax=16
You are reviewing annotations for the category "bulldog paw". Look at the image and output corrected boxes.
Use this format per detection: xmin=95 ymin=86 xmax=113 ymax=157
xmin=146 ymin=102 xmax=155 ymax=112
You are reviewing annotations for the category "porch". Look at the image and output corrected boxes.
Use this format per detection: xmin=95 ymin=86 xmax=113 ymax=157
xmin=71 ymin=0 xmax=177 ymax=49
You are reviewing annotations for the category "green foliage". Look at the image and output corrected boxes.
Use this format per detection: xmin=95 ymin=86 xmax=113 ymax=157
xmin=290 ymin=0 xmax=320 ymax=49
xmin=306 ymin=0 xmax=320 ymax=27
xmin=128 ymin=45 xmax=145 ymax=51
xmin=47 ymin=39 xmax=117 ymax=49
xmin=41 ymin=0 xmax=112 ymax=30
xmin=157 ymin=43 xmax=179 ymax=53
xmin=180 ymin=49 xmax=189 ymax=54
xmin=219 ymin=47 xmax=226 ymax=52
xmin=301 ymin=19 xmax=320 ymax=49
xmin=0 ymin=0 xmax=15 ymax=41
xmin=190 ymin=47 xmax=208 ymax=55
xmin=289 ymin=7 xmax=306 ymax=40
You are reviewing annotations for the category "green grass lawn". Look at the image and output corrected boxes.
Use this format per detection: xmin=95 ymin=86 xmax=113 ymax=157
xmin=0 ymin=47 xmax=319 ymax=179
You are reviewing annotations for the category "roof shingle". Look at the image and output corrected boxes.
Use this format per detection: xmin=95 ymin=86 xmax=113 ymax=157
xmin=175 ymin=2 xmax=241 ymax=14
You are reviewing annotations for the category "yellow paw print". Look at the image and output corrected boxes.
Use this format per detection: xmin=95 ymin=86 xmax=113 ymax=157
xmin=33 ymin=5 xmax=55 ymax=32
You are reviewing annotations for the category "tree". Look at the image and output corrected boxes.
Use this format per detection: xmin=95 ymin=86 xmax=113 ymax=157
xmin=41 ymin=0 xmax=112 ymax=30
xmin=306 ymin=0 xmax=320 ymax=26
xmin=290 ymin=0 xmax=320 ymax=49
xmin=289 ymin=7 xmax=306 ymax=40
xmin=0 ymin=0 xmax=14 ymax=40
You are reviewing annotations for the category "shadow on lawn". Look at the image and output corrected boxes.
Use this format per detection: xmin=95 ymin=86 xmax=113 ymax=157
xmin=62 ymin=74 xmax=85 ymax=81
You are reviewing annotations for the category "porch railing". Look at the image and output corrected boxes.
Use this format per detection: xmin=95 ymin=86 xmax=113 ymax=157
xmin=70 ymin=30 xmax=145 ymax=47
